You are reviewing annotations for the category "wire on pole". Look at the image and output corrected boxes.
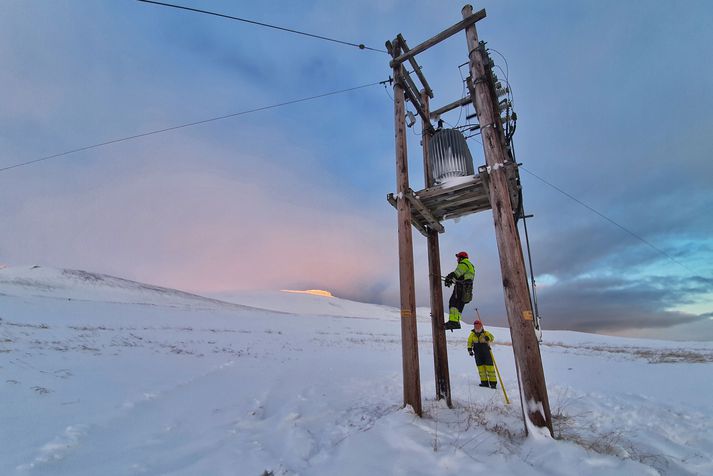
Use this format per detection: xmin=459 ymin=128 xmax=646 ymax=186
xmin=137 ymin=0 xmax=387 ymax=53
xmin=519 ymin=165 xmax=694 ymax=273
xmin=0 ymin=80 xmax=387 ymax=174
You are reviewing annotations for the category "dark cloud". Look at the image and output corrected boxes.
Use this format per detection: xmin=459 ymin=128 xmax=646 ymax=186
xmin=538 ymin=273 xmax=713 ymax=333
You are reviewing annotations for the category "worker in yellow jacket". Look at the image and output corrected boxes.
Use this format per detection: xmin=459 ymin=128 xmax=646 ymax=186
xmin=443 ymin=251 xmax=475 ymax=330
xmin=467 ymin=320 xmax=497 ymax=388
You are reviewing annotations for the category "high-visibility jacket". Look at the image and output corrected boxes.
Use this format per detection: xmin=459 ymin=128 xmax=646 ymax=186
xmin=467 ymin=329 xmax=494 ymax=350
xmin=453 ymin=258 xmax=475 ymax=282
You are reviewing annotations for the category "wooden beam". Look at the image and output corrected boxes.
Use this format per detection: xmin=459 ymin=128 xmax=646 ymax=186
xmin=414 ymin=219 xmax=430 ymax=237
xmin=415 ymin=175 xmax=481 ymax=200
xmin=387 ymin=192 xmax=397 ymax=208
xmin=463 ymin=5 xmax=553 ymax=436
xmin=397 ymin=69 xmax=434 ymax=133
xmin=430 ymin=194 xmax=490 ymax=214
xmin=397 ymin=34 xmax=433 ymax=99
xmin=400 ymin=67 xmax=423 ymax=109
xmin=429 ymin=95 xmax=472 ymax=119
xmin=405 ymin=189 xmax=444 ymax=233
xmin=424 ymin=188 xmax=489 ymax=206
xmin=391 ymin=40 xmax=423 ymax=417
xmin=390 ymin=9 xmax=486 ymax=67
xmin=421 ymin=90 xmax=452 ymax=407
xmin=441 ymin=203 xmax=492 ymax=221
xmin=388 ymin=193 xmax=440 ymax=237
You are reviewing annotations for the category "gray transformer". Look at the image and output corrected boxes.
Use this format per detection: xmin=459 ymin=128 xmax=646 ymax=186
xmin=428 ymin=128 xmax=475 ymax=185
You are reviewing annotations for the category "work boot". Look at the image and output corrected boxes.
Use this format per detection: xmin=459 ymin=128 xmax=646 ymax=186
xmin=479 ymin=382 xmax=489 ymax=388
xmin=444 ymin=320 xmax=461 ymax=330
xmin=489 ymin=382 xmax=497 ymax=389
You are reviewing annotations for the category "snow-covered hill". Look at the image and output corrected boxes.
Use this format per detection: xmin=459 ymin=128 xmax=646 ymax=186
xmin=0 ymin=266 xmax=258 ymax=311
xmin=1 ymin=267 xmax=712 ymax=475
xmin=214 ymin=289 xmax=433 ymax=321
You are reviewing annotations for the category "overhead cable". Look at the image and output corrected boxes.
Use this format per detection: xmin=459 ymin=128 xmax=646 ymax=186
xmin=0 ymin=80 xmax=387 ymax=174
xmin=137 ymin=0 xmax=387 ymax=53
xmin=519 ymin=165 xmax=694 ymax=273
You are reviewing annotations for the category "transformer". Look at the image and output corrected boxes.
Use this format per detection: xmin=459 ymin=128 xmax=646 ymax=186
xmin=428 ymin=128 xmax=474 ymax=185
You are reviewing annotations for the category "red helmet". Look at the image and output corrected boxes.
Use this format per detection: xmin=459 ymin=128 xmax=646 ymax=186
xmin=473 ymin=320 xmax=483 ymax=328
xmin=456 ymin=251 xmax=469 ymax=259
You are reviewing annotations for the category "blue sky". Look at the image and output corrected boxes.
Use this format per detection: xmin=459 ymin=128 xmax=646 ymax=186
xmin=1 ymin=0 xmax=711 ymax=340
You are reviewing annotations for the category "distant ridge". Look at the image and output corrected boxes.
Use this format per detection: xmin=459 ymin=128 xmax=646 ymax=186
xmin=0 ymin=266 xmax=264 ymax=312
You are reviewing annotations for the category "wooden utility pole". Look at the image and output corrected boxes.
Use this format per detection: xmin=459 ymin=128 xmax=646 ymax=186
xmin=421 ymin=90 xmax=452 ymax=407
xmin=462 ymin=4 xmax=553 ymax=435
xmin=392 ymin=42 xmax=422 ymax=416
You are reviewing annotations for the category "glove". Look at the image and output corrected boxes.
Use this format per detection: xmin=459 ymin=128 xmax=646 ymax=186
xmin=444 ymin=277 xmax=453 ymax=287
xmin=484 ymin=336 xmax=491 ymax=342
xmin=468 ymin=349 xmax=474 ymax=356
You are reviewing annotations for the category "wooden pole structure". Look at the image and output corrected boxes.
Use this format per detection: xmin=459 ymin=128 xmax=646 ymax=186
xmin=462 ymin=4 xmax=553 ymax=435
xmin=392 ymin=41 xmax=422 ymax=417
xmin=421 ymin=90 xmax=452 ymax=407
xmin=390 ymin=9 xmax=486 ymax=67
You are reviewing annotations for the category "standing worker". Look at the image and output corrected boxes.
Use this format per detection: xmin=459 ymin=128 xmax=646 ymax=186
xmin=467 ymin=320 xmax=497 ymax=388
xmin=443 ymin=251 xmax=475 ymax=330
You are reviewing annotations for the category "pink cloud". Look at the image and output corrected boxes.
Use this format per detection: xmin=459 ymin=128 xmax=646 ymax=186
xmin=1 ymin=139 xmax=396 ymax=300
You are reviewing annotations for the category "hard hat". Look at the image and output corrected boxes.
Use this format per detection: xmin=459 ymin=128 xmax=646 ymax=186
xmin=473 ymin=320 xmax=483 ymax=328
xmin=455 ymin=251 xmax=469 ymax=259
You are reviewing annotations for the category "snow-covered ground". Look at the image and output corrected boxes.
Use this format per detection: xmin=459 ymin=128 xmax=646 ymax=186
xmin=1 ymin=266 xmax=712 ymax=475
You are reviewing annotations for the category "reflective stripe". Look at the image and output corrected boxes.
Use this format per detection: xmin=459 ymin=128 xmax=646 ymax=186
xmin=485 ymin=365 xmax=497 ymax=382
xmin=449 ymin=307 xmax=461 ymax=322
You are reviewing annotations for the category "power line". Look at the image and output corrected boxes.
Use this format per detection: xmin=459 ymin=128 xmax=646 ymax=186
xmin=489 ymin=44 xmax=689 ymax=273
xmin=519 ymin=165 xmax=694 ymax=273
xmin=0 ymin=80 xmax=387 ymax=174
xmin=138 ymin=0 xmax=387 ymax=53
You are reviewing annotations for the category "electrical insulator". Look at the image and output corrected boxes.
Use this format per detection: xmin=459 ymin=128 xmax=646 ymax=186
xmin=496 ymin=87 xmax=509 ymax=98
xmin=498 ymin=99 xmax=510 ymax=111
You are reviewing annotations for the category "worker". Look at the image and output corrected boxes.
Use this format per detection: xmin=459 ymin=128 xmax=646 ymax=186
xmin=443 ymin=251 xmax=475 ymax=330
xmin=467 ymin=320 xmax=497 ymax=388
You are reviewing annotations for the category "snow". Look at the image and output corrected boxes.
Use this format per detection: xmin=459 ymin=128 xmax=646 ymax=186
xmin=435 ymin=174 xmax=477 ymax=188
xmin=1 ymin=266 xmax=712 ymax=475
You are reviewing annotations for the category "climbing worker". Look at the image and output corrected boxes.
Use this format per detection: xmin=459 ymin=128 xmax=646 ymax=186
xmin=443 ymin=251 xmax=475 ymax=330
xmin=467 ymin=320 xmax=497 ymax=388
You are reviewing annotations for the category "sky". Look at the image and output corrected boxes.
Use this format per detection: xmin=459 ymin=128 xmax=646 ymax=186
xmin=1 ymin=0 xmax=711 ymax=340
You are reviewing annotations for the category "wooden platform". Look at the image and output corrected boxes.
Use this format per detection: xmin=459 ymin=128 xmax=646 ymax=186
xmin=387 ymin=163 xmax=521 ymax=236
